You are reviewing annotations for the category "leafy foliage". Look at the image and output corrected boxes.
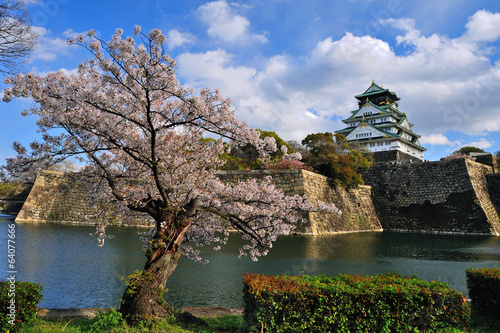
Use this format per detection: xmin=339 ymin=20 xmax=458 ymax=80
xmin=0 ymin=180 xmax=20 ymax=197
xmin=301 ymin=132 xmax=372 ymax=188
xmin=220 ymin=129 xmax=294 ymax=170
xmin=243 ymin=272 xmax=470 ymax=332
xmin=90 ymin=308 xmax=126 ymax=332
xmin=466 ymin=267 xmax=500 ymax=320
xmin=0 ymin=281 xmax=43 ymax=333
xmin=453 ymin=146 xmax=485 ymax=155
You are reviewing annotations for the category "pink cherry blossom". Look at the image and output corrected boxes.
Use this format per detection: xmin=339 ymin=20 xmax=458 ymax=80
xmin=2 ymin=26 xmax=340 ymax=322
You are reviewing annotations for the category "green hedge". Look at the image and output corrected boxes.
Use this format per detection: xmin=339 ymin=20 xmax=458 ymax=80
xmin=466 ymin=267 xmax=500 ymax=320
xmin=243 ymin=273 xmax=470 ymax=332
xmin=0 ymin=281 xmax=43 ymax=333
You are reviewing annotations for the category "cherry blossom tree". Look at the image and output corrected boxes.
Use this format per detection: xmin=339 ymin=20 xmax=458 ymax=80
xmin=2 ymin=27 xmax=339 ymax=324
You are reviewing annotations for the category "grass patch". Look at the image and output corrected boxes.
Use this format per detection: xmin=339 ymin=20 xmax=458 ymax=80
xmin=204 ymin=315 xmax=245 ymax=332
xmin=16 ymin=309 xmax=500 ymax=332
xmin=20 ymin=311 xmax=244 ymax=333
xmin=18 ymin=317 xmax=95 ymax=333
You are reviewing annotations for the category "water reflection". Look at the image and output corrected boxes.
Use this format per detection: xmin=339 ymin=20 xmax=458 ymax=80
xmin=1 ymin=217 xmax=499 ymax=310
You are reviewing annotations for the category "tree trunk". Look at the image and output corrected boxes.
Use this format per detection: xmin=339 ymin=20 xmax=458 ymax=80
xmin=119 ymin=248 xmax=181 ymax=325
xmin=120 ymin=199 xmax=198 ymax=325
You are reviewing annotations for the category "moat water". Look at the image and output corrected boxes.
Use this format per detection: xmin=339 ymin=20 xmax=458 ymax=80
xmin=1 ymin=213 xmax=500 ymax=310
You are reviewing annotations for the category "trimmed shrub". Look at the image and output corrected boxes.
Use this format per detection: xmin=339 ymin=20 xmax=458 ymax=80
xmin=466 ymin=267 xmax=500 ymax=319
xmin=243 ymin=273 xmax=470 ymax=332
xmin=0 ymin=281 xmax=43 ymax=333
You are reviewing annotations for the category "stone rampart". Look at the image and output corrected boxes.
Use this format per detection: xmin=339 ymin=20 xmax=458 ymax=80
xmin=16 ymin=170 xmax=63 ymax=224
xmin=373 ymin=150 xmax=422 ymax=163
xmin=360 ymin=158 xmax=500 ymax=236
xmin=16 ymin=170 xmax=151 ymax=227
xmin=471 ymin=153 xmax=500 ymax=173
xmin=16 ymin=169 xmax=382 ymax=235
xmin=486 ymin=174 xmax=500 ymax=216
xmin=218 ymin=170 xmax=382 ymax=234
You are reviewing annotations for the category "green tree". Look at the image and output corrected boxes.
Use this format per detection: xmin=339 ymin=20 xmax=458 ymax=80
xmin=258 ymin=130 xmax=293 ymax=158
xmin=453 ymin=146 xmax=485 ymax=155
xmin=302 ymin=132 xmax=336 ymax=155
xmin=301 ymin=132 xmax=372 ymax=188
xmin=286 ymin=140 xmax=306 ymax=155
xmin=220 ymin=129 xmax=292 ymax=170
xmin=0 ymin=180 xmax=20 ymax=197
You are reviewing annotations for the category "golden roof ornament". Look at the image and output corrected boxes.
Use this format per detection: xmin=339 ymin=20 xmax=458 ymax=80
xmin=362 ymin=115 xmax=365 ymax=121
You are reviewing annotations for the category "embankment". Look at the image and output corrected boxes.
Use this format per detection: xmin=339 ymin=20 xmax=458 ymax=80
xmin=16 ymin=169 xmax=382 ymax=235
xmin=360 ymin=158 xmax=500 ymax=236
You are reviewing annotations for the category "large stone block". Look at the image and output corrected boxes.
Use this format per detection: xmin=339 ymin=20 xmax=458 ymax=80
xmin=360 ymin=159 xmax=500 ymax=236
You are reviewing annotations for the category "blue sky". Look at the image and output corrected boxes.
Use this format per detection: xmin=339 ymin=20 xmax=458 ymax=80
xmin=2 ymin=0 xmax=500 ymax=165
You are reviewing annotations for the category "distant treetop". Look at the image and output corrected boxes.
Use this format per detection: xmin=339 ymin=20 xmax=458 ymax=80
xmin=453 ymin=146 xmax=486 ymax=155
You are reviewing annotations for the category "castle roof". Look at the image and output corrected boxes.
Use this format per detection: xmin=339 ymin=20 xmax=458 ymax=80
xmin=354 ymin=80 xmax=400 ymax=102
xmin=335 ymin=81 xmax=426 ymax=158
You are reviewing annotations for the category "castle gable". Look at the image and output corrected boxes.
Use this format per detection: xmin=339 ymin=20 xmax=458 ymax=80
xmin=399 ymin=117 xmax=412 ymax=130
xmin=364 ymin=83 xmax=384 ymax=94
xmin=351 ymin=102 xmax=387 ymax=119
xmin=345 ymin=122 xmax=389 ymax=140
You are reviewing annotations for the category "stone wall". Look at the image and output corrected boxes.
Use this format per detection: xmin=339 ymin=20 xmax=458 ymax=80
xmin=15 ymin=161 xmax=500 ymax=236
xmin=373 ymin=150 xmax=422 ymax=163
xmin=16 ymin=169 xmax=382 ymax=235
xmin=473 ymin=153 xmax=500 ymax=173
xmin=217 ymin=169 xmax=382 ymax=234
xmin=486 ymin=174 xmax=500 ymax=216
xmin=16 ymin=170 xmax=151 ymax=227
xmin=360 ymin=158 xmax=500 ymax=235
xmin=300 ymin=170 xmax=382 ymax=234
xmin=16 ymin=170 xmax=63 ymax=223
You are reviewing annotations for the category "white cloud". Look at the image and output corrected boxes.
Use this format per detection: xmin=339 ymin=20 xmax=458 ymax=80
xmin=197 ymin=0 xmax=267 ymax=44
xmin=62 ymin=28 xmax=85 ymax=39
xmin=176 ymin=50 xmax=257 ymax=98
xmin=174 ymin=9 xmax=500 ymax=147
xmin=167 ymin=29 xmax=196 ymax=50
xmin=462 ymin=10 xmax=500 ymax=43
xmin=176 ymin=49 xmax=334 ymax=141
xmin=31 ymin=26 xmax=72 ymax=62
xmin=420 ymin=134 xmax=453 ymax=145
xmin=462 ymin=138 xmax=494 ymax=150
xmin=33 ymin=67 xmax=78 ymax=77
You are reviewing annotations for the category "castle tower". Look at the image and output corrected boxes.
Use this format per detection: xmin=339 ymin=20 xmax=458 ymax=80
xmin=335 ymin=81 xmax=426 ymax=162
